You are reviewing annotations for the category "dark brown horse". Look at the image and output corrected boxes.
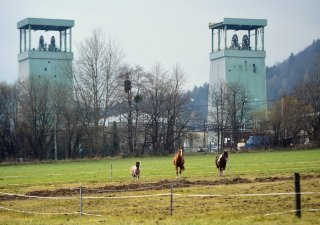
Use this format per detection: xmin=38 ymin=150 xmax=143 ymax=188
xmin=215 ymin=150 xmax=228 ymax=176
xmin=173 ymin=147 xmax=185 ymax=177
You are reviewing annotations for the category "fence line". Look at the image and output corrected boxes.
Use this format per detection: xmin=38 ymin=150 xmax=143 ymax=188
xmin=83 ymin=193 xmax=171 ymax=199
xmin=80 ymin=191 xmax=320 ymax=199
xmin=0 ymin=205 xmax=102 ymax=217
xmin=1 ymin=191 xmax=319 ymax=200
xmin=1 ymin=190 xmax=319 ymax=217
xmin=175 ymin=192 xmax=319 ymax=198
xmin=1 ymin=172 xmax=319 ymax=218
xmin=1 ymin=203 xmax=318 ymax=218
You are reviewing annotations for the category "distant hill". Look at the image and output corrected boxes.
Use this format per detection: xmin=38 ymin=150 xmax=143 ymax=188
xmin=266 ymin=39 xmax=320 ymax=102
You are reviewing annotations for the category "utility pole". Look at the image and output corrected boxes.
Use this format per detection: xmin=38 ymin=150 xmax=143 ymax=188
xmin=54 ymin=113 xmax=57 ymax=160
xmin=203 ymin=120 xmax=206 ymax=149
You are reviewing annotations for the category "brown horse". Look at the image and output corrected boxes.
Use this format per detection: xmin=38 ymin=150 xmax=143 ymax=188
xmin=215 ymin=150 xmax=228 ymax=176
xmin=173 ymin=147 xmax=185 ymax=177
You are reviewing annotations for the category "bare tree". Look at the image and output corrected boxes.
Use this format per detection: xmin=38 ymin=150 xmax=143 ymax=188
xmin=18 ymin=77 xmax=55 ymax=159
xmin=123 ymin=68 xmax=134 ymax=155
xmin=74 ymin=29 xmax=124 ymax=156
xmin=163 ymin=64 xmax=188 ymax=154
xmin=224 ymin=83 xmax=251 ymax=150
xmin=208 ymin=82 xmax=227 ymax=152
xmin=132 ymin=66 xmax=145 ymax=154
xmin=117 ymin=65 xmax=147 ymax=155
xmin=141 ymin=63 xmax=168 ymax=154
xmin=134 ymin=63 xmax=188 ymax=155
xmin=269 ymin=95 xmax=313 ymax=147
xmin=0 ymin=82 xmax=18 ymax=160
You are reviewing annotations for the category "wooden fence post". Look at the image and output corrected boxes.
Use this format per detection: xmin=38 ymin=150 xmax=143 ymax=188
xmin=110 ymin=164 xmax=113 ymax=182
xmin=228 ymin=157 xmax=230 ymax=176
xmin=80 ymin=186 xmax=83 ymax=217
xmin=294 ymin=172 xmax=301 ymax=218
xmin=170 ymin=183 xmax=173 ymax=215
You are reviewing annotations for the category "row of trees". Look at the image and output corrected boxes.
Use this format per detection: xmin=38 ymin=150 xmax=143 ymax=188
xmin=0 ymin=30 xmax=191 ymax=161
xmin=267 ymin=58 xmax=320 ymax=147
xmin=1 ymin=30 xmax=319 ymax=161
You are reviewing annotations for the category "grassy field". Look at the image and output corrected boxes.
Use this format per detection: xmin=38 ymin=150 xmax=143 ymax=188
xmin=0 ymin=149 xmax=320 ymax=224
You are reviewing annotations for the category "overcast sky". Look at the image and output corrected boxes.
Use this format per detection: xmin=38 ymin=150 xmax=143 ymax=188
xmin=1 ymin=0 xmax=319 ymax=90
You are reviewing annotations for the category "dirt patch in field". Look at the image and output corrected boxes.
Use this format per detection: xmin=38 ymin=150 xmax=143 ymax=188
xmin=1 ymin=174 xmax=319 ymax=201
xmin=24 ymin=177 xmax=252 ymax=197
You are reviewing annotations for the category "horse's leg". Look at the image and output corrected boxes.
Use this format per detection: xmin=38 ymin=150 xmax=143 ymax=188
xmin=176 ymin=166 xmax=178 ymax=178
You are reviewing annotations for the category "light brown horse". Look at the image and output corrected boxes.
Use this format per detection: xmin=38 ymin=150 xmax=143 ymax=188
xmin=130 ymin=161 xmax=140 ymax=181
xmin=173 ymin=147 xmax=185 ymax=177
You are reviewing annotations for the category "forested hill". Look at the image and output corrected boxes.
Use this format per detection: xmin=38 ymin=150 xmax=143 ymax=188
xmin=266 ymin=39 xmax=320 ymax=102
xmin=185 ymin=83 xmax=208 ymax=125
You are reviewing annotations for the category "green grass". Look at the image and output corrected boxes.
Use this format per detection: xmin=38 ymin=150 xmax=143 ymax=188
xmin=0 ymin=149 xmax=320 ymax=224
xmin=1 ymin=150 xmax=319 ymax=189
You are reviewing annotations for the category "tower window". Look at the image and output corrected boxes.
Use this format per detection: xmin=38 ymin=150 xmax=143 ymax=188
xmin=253 ymin=64 xmax=256 ymax=73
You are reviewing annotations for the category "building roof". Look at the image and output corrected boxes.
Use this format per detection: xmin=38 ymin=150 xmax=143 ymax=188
xmin=209 ymin=18 xmax=267 ymax=30
xmin=17 ymin=18 xmax=74 ymax=31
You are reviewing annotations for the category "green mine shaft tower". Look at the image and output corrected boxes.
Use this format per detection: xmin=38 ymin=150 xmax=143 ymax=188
xmin=207 ymin=18 xmax=268 ymax=146
xmin=17 ymin=18 xmax=74 ymax=91
xmin=208 ymin=18 xmax=267 ymax=113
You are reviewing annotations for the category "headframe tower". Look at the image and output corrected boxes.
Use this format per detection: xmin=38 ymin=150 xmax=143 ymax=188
xmin=207 ymin=18 xmax=267 ymax=147
xmin=208 ymin=18 xmax=267 ymax=115
xmin=17 ymin=18 xmax=74 ymax=91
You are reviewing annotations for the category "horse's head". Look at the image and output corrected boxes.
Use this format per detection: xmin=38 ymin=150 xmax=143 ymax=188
xmin=223 ymin=150 xmax=228 ymax=160
xmin=178 ymin=147 xmax=184 ymax=157
xmin=136 ymin=161 xmax=140 ymax=168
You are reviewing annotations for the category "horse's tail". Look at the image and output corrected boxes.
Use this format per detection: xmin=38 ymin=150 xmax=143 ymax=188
xmin=215 ymin=155 xmax=219 ymax=168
